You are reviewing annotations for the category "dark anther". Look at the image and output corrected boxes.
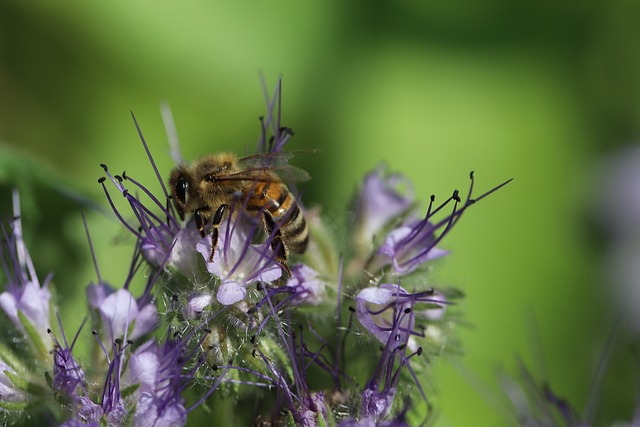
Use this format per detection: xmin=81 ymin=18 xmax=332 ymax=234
xmin=203 ymin=328 xmax=212 ymax=334
xmin=212 ymin=364 xmax=219 ymax=371
xmin=173 ymin=331 xmax=180 ymax=338
xmin=115 ymin=338 xmax=123 ymax=345
xmin=114 ymin=175 xmax=123 ymax=182
xmin=469 ymin=171 xmax=475 ymax=180
xmin=122 ymin=189 xmax=129 ymax=197
xmin=92 ymin=330 xmax=98 ymax=335
xmin=430 ymin=195 xmax=435 ymax=202
xmin=122 ymin=171 xmax=128 ymax=180
xmin=250 ymin=335 xmax=256 ymax=344
xmin=252 ymin=349 xmax=258 ymax=358
xmin=280 ymin=126 xmax=294 ymax=136
xmin=404 ymin=308 xmax=412 ymax=314
xmin=98 ymin=177 xmax=106 ymax=184
xmin=172 ymin=294 xmax=179 ymax=301
xmin=256 ymin=283 xmax=264 ymax=291
xmin=417 ymin=347 xmax=423 ymax=356
xmin=47 ymin=328 xmax=52 ymax=334
xmin=452 ymin=189 xmax=460 ymax=202
xmin=348 ymin=306 xmax=355 ymax=312
xmin=228 ymin=358 xmax=233 ymax=365
xmin=127 ymin=340 xmax=134 ymax=345
xmin=100 ymin=164 xmax=108 ymax=171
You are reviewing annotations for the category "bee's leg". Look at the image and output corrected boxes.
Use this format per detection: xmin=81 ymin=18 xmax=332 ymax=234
xmin=209 ymin=204 xmax=230 ymax=263
xmin=194 ymin=209 xmax=207 ymax=237
xmin=262 ymin=210 xmax=291 ymax=277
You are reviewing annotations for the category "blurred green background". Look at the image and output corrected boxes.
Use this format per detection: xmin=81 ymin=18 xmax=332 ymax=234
xmin=1 ymin=0 xmax=640 ymax=425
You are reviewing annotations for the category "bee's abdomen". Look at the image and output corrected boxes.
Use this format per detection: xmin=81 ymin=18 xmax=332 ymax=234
xmin=253 ymin=182 xmax=308 ymax=254
xmin=280 ymin=202 xmax=308 ymax=254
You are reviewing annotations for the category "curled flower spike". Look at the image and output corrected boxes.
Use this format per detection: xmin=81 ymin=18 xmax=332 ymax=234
xmin=196 ymin=209 xmax=282 ymax=306
xmin=0 ymin=81 xmax=513 ymax=426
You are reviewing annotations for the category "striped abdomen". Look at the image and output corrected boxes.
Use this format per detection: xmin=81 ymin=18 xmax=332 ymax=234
xmin=248 ymin=181 xmax=308 ymax=254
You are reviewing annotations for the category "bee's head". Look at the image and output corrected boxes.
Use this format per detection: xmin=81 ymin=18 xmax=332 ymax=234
xmin=168 ymin=166 xmax=191 ymax=220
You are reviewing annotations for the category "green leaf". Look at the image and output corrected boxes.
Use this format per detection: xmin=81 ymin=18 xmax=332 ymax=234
xmin=119 ymin=382 xmax=140 ymax=399
xmin=0 ymin=400 xmax=29 ymax=411
xmin=17 ymin=310 xmax=49 ymax=360
xmin=3 ymin=369 xmax=47 ymax=397
xmin=0 ymin=341 xmax=25 ymax=373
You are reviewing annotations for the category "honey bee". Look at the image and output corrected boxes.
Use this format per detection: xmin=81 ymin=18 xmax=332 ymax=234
xmin=168 ymin=152 xmax=309 ymax=274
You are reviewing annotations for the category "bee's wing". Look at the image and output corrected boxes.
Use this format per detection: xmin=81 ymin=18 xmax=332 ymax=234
xmin=215 ymin=152 xmax=311 ymax=183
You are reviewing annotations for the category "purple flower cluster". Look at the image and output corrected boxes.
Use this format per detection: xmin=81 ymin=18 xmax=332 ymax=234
xmin=0 ymin=81 xmax=510 ymax=426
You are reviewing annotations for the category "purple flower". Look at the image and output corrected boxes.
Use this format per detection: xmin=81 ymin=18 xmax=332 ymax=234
xmin=196 ymin=213 xmax=282 ymax=306
xmin=374 ymin=218 xmax=448 ymax=275
xmin=351 ymin=166 xmax=414 ymax=254
xmin=133 ymin=393 xmax=186 ymax=427
xmin=351 ymin=284 xmax=449 ymax=423
xmin=366 ymin=172 xmax=512 ymax=276
xmin=355 ymin=284 xmax=446 ymax=352
xmin=87 ymin=283 xmax=158 ymax=341
xmin=124 ymin=333 xmax=208 ymax=427
xmin=98 ymin=115 xmax=183 ymax=271
xmin=49 ymin=323 xmax=104 ymax=424
xmin=59 ymin=420 xmax=101 ymax=427
xmin=99 ymin=166 xmax=181 ymax=270
xmin=0 ymin=191 xmax=52 ymax=353
xmin=596 ymin=144 xmax=640 ymax=237
xmin=183 ymin=291 xmax=214 ymax=319
xmin=339 ymin=415 xmax=410 ymax=427
xmin=285 ymin=264 xmax=327 ymax=305
xmin=52 ymin=343 xmax=85 ymax=397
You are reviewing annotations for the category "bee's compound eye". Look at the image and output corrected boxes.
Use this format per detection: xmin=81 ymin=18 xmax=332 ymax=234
xmin=175 ymin=175 xmax=188 ymax=205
